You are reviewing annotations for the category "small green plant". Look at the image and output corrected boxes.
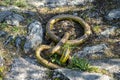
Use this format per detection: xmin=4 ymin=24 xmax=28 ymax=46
xmin=50 ymin=54 xmax=61 ymax=65
xmin=11 ymin=27 xmax=19 ymax=32
xmin=60 ymin=43 xmax=73 ymax=64
xmin=68 ymin=57 xmax=90 ymax=71
xmin=0 ymin=67 xmax=4 ymax=73
xmin=50 ymin=44 xmax=72 ymax=65
xmin=67 ymin=57 xmax=109 ymax=74
xmin=0 ymin=0 xmax=11 ymax=6
xmin=14 ymin=0 xmax=27 ymax=7
xmin=93 ymin=25 xmax=101 ymax=34
xmin=0 ymin=23 xmax=8 ymax=29
xmin=0 ymin=0 xmax=27 ymax=7
xmin=0 ymin=66 xmax=5 ymax=80
xmin=26 ymin=18 xmax=33 ymax=24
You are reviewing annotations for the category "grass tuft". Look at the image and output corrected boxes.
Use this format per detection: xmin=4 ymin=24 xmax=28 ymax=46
xmin=14 ymin=0 xmax=27 ymax=8
xmin=68 ymin=57 xmax=90 ymax=71
xmin=67 ymin=57 xmax=109 ymax=75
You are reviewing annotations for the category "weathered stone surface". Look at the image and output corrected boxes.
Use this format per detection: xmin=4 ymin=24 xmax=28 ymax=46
xmin=4 ymin=57 xmax=49 ymax=80
xmin=100 ymin=27 xmax=117 ymax=38
xmin=0 ymin=6 xmax=20 ymax=11
xmin=0 ymin=56 xmax=4 ymax=66
xmin=90 ymin=59 xmax=120 ymax=73
xmin=90 ymin=59 xmax=120 ymax=80
xmin=15 ymin=36 xmax=22 ymax=52
xmin=27 ymin=0 xmax=94 ymax=7
xmin=0 ymin=11 xmax=12 ymax=22
xmin=0 ymin=31 xmax=7 ymax=37
xmin=74 ymin=44 xmax=113 ymax=59
xmin=114 ymin=72 xmax=120 ymax=80
xmin=24 ymin=20 xmax=43 ymax=53
xmin=53 ymin=68 xmax=112 ymax=80
xmin=106 ymin=9 xmax=120 ymax=21
xmin=5 ymin=13 xmax=24 ymax=26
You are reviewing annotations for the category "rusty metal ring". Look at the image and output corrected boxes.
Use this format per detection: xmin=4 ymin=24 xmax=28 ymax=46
xmin=46 ymin=32 xmax=70 ymax=56
xmin=36 ymin=45 xmax=62 ymax=69
xmin=46 ymin=14 xmax=92 ymax=45
xmin=36 ymin=32 xmax=71 ymax=69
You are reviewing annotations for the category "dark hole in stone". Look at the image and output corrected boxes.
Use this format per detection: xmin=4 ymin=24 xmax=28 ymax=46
xmin=51 ymin=19 xmax=84 ymax=40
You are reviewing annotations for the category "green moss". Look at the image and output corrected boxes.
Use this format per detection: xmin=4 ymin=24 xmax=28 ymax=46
xmin=11 ymin=27 xmax=19 ymax=32
xmin=88 ymin=66 xmax=110 ymax=75
xmin=0 ymin=66 xmax=5 ymax=80
xmin=0 ymin=77 xmax=2 ymax=80
xmin=3 ymin=26 xmax=27 ymax=36
xmin=0 ymin=0 xmax=11 ymax=6
xmin=26 ymin=18 xmax=33 ymax=24
xmin=0 ymin=23 xmax=8 ymax=30
xmin=0 ymin=67 xmax=4 ymax=74
xmin=93 ymin=25 xmax=102 ymax=34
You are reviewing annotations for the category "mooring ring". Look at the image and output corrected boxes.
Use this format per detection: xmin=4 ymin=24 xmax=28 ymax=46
xmin=36 ymin=45 xmax=62 ymax=69
xmin=46 ymin=14 xmax=92 ymax=45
